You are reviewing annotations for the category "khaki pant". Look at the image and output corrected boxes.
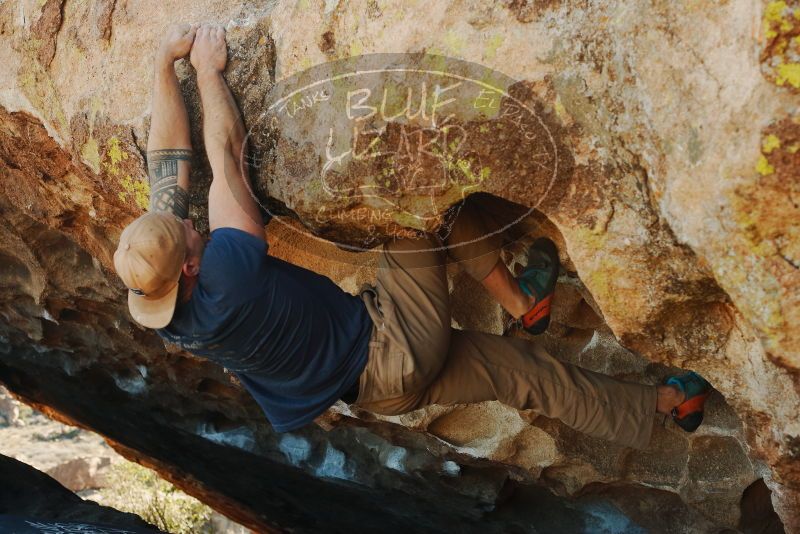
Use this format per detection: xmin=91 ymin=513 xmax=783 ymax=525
xmin=355 ymin=202 xmax=657 ymax=450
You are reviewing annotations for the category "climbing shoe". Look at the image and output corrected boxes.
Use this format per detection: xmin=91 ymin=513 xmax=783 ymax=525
xmin=517 ymin=237 xmax=560 ymax=335
xmin=666 ymin=371 xmax=712 ymax=432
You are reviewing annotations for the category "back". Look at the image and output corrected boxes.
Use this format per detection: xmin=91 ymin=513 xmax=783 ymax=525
xmin=158 ymin=227 xmax=371 ymax=431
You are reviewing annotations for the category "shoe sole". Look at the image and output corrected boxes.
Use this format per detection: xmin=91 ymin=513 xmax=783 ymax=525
xmin=520 ymin=238 xmax=559 ymax=335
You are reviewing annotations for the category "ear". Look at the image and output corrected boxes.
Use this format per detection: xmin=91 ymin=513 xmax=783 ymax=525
xmin=182 ymin=257 xmax=200 ymax=277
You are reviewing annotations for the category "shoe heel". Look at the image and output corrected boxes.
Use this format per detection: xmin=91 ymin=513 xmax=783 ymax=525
xmin=672 ymin=409 xmax=704 ymax=432
xmin=665 ymin=371 xmax=712 ymax=433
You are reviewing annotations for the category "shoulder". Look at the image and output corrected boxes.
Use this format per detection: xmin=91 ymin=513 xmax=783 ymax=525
xmin=203 ymin=227 xmax=268 ymax=265
xmin=199 ymin=227 xmax=269 ymax=294
xmin=208 ymin=226 xmax=267 ymax=250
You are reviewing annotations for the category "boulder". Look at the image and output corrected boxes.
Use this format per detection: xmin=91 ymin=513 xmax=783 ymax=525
xmin=0 ymin=386 xmax=21 ymax=426
xmin=0 ymin=453 xmax=162 ymax=532
xmin=45 ymin=456 xmax=112 ymax=492
xmin=0 ymin=0 xmax=797 ymax=532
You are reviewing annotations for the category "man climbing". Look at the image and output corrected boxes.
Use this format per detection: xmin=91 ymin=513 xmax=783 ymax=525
xmin=113 ymin=24 xmax=713 ymax=450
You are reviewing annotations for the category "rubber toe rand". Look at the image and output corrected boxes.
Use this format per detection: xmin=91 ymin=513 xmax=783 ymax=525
xmin=667 ymin=371 xmax=712 ymax=432
xmin=518 ymin=238 xmax=559 ymax=336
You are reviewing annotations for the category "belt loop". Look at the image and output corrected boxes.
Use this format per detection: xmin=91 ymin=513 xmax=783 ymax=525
xmin=359 ymin=284 xmax=385 ymax=330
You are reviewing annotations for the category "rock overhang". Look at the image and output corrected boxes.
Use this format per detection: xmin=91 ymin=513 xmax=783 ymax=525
xmin=0 ymin=0 xmax=797 ymax=531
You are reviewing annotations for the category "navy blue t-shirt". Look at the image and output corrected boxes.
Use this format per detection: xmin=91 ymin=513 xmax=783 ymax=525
xmin=157 ymin=227 xmax=371 ymax=432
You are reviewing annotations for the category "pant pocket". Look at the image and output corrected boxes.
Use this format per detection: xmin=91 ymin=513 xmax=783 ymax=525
xmin=361 ymin=335 xmax=405 ymax=401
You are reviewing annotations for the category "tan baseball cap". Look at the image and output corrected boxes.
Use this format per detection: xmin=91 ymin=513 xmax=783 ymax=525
xmin=113 ymin=211 xmax=187 ymax=329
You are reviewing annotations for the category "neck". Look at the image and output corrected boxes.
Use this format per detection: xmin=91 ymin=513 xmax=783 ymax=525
xmin=179 ymin=275 xmax=197 ymax=303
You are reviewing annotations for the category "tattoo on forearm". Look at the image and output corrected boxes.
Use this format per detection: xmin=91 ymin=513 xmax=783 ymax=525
xmin=147 ymin=149 xmax=192 ymax=219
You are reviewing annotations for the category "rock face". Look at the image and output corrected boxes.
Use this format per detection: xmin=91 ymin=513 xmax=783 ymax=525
xmin=0 ymin=386 xmax=20 ymax=426
xmin=46 ymin=456 xmax=112 ymax=492
xmin=0 ymin=0 xmax=797 ymax=532
xmin=0 ymin=453 xmax=163 ymax=532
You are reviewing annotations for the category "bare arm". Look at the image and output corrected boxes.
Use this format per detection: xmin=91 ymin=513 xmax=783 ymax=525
xmin=191 ymin=25 xmax=264 ymax=238
xmin=146 ymin=24 xmax=196 ymax=219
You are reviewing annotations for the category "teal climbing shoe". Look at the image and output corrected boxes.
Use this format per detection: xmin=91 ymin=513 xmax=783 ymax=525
xmin=517 ymin=238 xmax=560 ymax=335
xmin=666 ymin=371 xmax=713 ymax=432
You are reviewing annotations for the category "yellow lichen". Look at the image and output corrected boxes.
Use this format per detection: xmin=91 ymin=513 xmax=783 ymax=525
xmin=756 ymin=154 xmax=775 ymax=175
xmin=762 ymin=134 xmax=781 ymax=154
xmin=752 ymin=240 xmax=777 ymax=257
xmin=426 ymin=183 xmax=476 ymax=209
xmin=584 ymin=257 xmax=630 ymax=314
xmin=453 ymin=158 xmax=490 ymax=184
xmin=391 ymin=210 xmax=426 ymax=230
xmin=764 ymin=1 xmax=791 ymax=39
xmin=776 ymin=63 xmax=800 ymax=88
xmin=103 ymin=136 xmax=130 ymax=177
xmin=554 ymin=96 xmax=568 ymax=121
xmin=765 ymin=303 xmax=785 ymax=331
xmin=484 ymin=34 xmax=504 ymax=60
xmin=444 ymin=29 xmax=466 ymax=55
xmin=349 ymin=40 xmax=364 ymax=57
xmin=119 ymin=175 xmax=150 ymax=210
xmin=765 ymin=1 xmax=788 ymax=24
xmin=107 ymin=137 xmax=129 ymax=166
xmin=81 ymin=138 xmax=101 ymax=174
xmin=298 ymin=56 xmax=313 ymax=71
xmin=572 ymin=225 xmax=609 ymax=252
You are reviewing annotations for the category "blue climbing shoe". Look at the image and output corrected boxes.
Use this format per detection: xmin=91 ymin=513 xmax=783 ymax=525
xmin=666 ymin=371 xmax=713 ymax=432
xmin=517 ymin=238 xmax=560 ymax=335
